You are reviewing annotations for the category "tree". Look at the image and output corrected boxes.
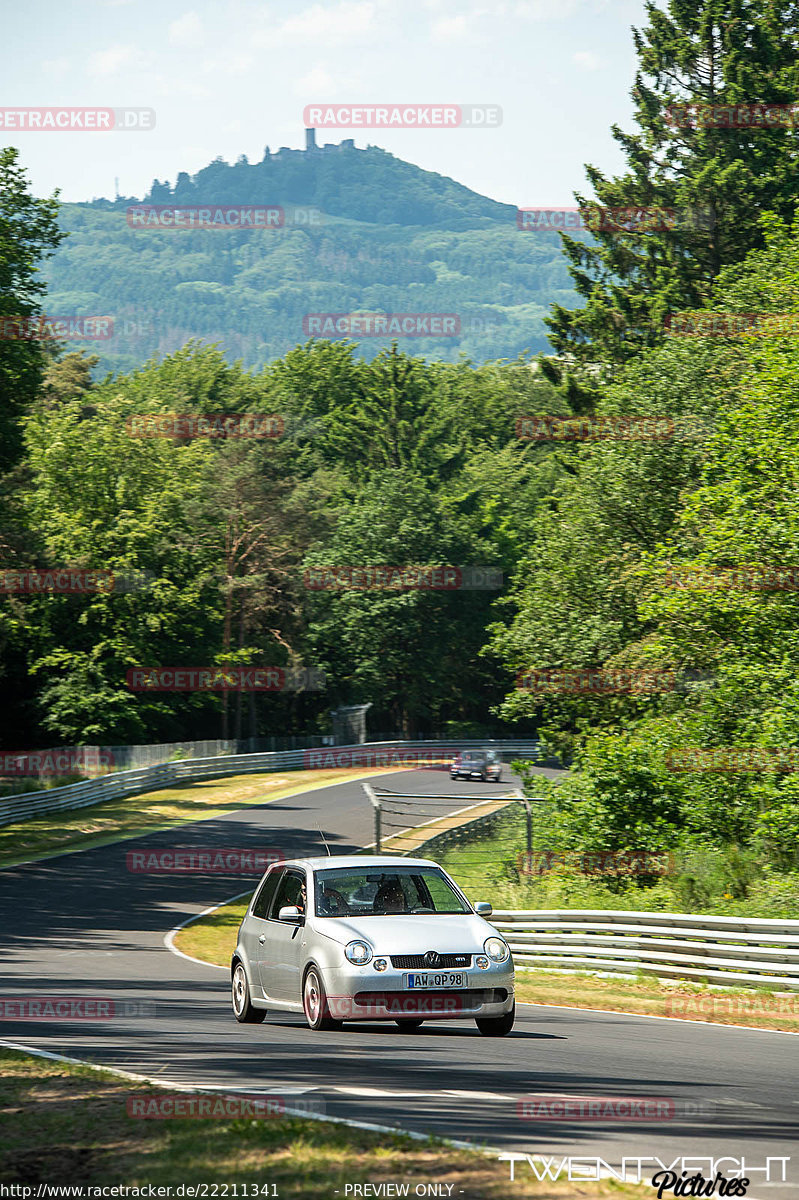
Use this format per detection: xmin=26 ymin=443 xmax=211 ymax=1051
xmin=546 ymin=0 xmax=799 ymax=381
xmin=0 ymin=147 xmax=65 ymax=472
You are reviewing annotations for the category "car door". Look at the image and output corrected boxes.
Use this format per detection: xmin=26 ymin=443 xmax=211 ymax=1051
xmin=259 ymin=868 xmax=307 ymax=1004
xmin=242 ymin=867 xmax=282 ymax=999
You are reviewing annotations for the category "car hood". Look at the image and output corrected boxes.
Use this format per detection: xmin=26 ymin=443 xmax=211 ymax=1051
xmin=312 ymin=912 xmax=497 ymax=952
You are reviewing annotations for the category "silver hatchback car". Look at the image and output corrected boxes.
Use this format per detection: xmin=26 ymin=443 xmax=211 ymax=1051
xmin=231 ymin=855 xmax=515 ymax=1034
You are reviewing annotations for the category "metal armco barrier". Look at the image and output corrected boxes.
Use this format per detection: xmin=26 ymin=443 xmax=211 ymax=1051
xmin=489 ymin=910 xmax=799 ymax=990
xmin=0 ymin=740 xmax=542 ymax=828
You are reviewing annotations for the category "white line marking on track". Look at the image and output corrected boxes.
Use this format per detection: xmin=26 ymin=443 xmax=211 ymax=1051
xmin=519 ymin=1000 xmax=799 ymax=1035
xmin=0 ymin=1038 xmax=484 ymax=1151
xmin=163 ymin=890 xmax=251 ymax=970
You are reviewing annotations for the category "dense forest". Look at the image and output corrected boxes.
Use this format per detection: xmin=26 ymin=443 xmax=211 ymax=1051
xmin=42 ymin=143 xmax=575 ymax=375
xmin=3 ymin=0 xmax=799 ymax=907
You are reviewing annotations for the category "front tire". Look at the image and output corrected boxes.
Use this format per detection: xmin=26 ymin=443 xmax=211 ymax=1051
xmin=476 ymin=1002 xmax=515 ymax=1037
xmin=303 ymin=966 xmax=342 ymax=1031
xmin=232 ymin=962 xmax=266 ymax=1024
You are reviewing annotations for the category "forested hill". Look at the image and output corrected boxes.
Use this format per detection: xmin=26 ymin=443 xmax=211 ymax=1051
xmin=143 ymin=142 xmax=517 ymax=228
xmin=42 ymin=140 xmax=578 ymax=376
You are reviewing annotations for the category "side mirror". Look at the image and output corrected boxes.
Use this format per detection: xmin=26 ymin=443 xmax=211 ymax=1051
xmin=474 ymin=901 xmax=493 ymax=916
xmin=278 ymin=905 xmax=303 ymax=923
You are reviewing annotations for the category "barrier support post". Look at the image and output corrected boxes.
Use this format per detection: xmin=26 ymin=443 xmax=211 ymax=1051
xmin=363 ymin=783 xmax=381 ymax=854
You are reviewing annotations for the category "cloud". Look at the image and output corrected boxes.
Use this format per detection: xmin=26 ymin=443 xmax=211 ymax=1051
xmin=513 ymin=0 xmax=582 ymax=18
xmin=253 ymin=1 xmax=382 ymax=47
xmin=293 ymin=66 xmax=338 ymax=96
xmin=87 ymin=44 xmax=142 ymax=76
xmin=42 ymin=57 xmax=71 ymax=79
xmin=430 ymin=13 xmax=476 ymax=40
xmin=200 ymin=52 xmax=255 ymax=75
xmin=149 ymin=73 xmax=210 ymax=99
xmin=572 ymin=49 xmax=602 ymax=69
xmin=169 ymin=12 xmax=205 ymax=48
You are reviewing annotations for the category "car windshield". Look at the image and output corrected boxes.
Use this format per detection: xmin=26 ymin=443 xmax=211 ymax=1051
xmin=313 ymin=867 xmax=470 ymax=917
xmin=463 ymin=754 xmax=486 ymax=763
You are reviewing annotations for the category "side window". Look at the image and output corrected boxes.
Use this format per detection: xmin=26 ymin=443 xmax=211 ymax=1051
xmin=252 ymin=869 xmax=281 ymax=919
xmin=270 ymin=870 xmax=306 ymax=918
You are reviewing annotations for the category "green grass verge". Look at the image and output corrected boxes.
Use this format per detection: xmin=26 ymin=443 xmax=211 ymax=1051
xmin=0 ymin=1049 xmax=647 ymax=1197
xmin=0 ymin=767 xmax=398 ymax=869
xmin=429 ymin=805 xmax=799 ymax=918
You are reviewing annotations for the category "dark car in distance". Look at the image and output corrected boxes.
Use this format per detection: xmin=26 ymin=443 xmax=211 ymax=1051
xmin=450 ymin=749 xmax=502 ymax=782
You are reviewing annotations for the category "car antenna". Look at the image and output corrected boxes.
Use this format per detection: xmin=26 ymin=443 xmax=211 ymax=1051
xmin=317 ymin=825 xmax=332 ymax=856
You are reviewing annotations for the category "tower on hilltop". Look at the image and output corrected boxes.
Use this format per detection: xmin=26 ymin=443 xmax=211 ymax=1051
xmin=305 ymin=128 xmax=317 ymax=152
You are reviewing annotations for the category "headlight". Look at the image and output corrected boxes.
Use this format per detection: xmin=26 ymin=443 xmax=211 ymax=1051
xmin=484 ymin=936 xmax=510 ymax=963
xmin=345 ymin=940 xmax=373 ymax=965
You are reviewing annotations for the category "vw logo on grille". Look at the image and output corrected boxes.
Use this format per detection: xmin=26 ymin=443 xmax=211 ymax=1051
xmin=424 ymin=950 xmax=440 ymax=968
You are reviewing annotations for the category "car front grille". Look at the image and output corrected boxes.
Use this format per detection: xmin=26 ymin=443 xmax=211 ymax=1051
xmin=354 ymin=989 xmax=508 ymax=1009
xmin=390 ymin=953 xmax=472 ymax=969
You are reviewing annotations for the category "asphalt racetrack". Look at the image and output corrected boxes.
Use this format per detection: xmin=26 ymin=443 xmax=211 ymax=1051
xmin=1 ymin=766 xmax=796 ymax=1196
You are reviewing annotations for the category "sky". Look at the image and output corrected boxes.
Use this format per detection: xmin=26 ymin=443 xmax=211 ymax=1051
xmin=2 ymin=0 xmax=648 ymax=208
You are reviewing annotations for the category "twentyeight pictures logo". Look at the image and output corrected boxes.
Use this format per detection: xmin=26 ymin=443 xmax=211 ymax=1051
xmin=303 ymin=104 xmax=501 ymax=128
xmin=0 ymin=107 xmax=155 ymax=131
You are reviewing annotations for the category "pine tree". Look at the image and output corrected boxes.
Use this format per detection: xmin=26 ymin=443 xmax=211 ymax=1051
xmin=546 ymin=0 xmax=799 ymax=382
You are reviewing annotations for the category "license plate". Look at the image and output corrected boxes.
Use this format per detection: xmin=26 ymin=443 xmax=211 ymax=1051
xmin=405 ymin=972 xmax=465 ymax=989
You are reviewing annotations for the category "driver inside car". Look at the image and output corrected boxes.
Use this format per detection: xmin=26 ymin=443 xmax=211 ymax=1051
xmin=373 ymin=878 xmax=407 ymax=913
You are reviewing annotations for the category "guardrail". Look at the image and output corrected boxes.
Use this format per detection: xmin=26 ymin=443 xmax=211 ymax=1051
xmin=489 ymin=909 xmax=799 ymax=990
xmin=0 ymin=740 xmax=542 ymax=828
